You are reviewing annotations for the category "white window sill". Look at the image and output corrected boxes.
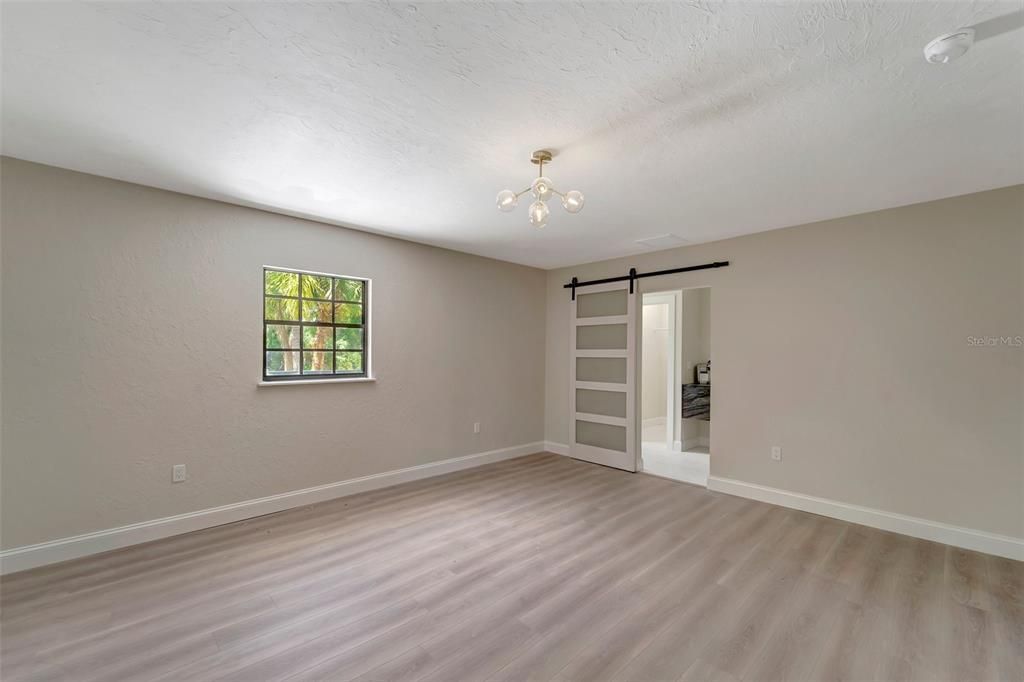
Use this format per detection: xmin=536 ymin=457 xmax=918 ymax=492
xmin=259 ymin=377 xmax=376 ymax=387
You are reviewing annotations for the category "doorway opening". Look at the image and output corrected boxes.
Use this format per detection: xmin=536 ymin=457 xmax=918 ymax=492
xmin=640 ymin=288 xmax=710 ymax=486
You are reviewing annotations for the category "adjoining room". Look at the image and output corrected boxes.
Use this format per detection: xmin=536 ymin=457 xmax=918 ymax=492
xmin=2 ymin=2 xmax=1022 ymax=681
xmin=640 ymin=287 xmax=712 ymax=486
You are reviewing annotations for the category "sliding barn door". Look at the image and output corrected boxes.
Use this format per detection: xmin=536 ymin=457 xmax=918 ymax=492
xmin=569 ymin=281 xmax=636 ymax=471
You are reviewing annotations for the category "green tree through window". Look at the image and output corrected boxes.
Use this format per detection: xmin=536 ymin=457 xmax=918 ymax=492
xmin=263 ymin=268 xmax=368 ymax=380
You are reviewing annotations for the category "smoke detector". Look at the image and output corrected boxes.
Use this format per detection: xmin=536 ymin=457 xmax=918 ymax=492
xmin=924 ymin=28 xmax=975 ymax=64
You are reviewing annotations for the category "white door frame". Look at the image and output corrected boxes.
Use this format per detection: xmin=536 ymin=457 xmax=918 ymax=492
xmin=636 ymin=284 xmax=711 ymax=479
xmin=569 ymin=280 xmax=637 ymax=472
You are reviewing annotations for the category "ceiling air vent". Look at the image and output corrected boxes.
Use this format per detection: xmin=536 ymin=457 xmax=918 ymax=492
xmin=634 ymin=234 xmax=690 ymax=250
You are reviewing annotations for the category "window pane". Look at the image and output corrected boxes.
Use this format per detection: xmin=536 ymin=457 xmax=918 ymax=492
xmin=265 ymin=297 xmax=299 ymax=321
xmin=335 ymin=303 xmax=363 ymax=324
xmin=302 ymin=351 xmax=333 ymax=374
xmin=265 ymin=270 xmax=298 ymax=296
xmin=335 ymin=327 xmax=363 ymax=350
xmin=266 ymin=324 xmax=298 ymax=349
xmin=301 ymin=274 xmax=332 ymax=300
xmin=334 ymin=279 xmax=363 ymax=302
xmin=335 ymin=351 xmax=363 ymax=373
xmin=266 ymin=351 xmax=299 ymax=376
xmin=302 ymin=326 xmax=333 ymax=350
xmin=302 ymin=301 xmax=332 ymax=323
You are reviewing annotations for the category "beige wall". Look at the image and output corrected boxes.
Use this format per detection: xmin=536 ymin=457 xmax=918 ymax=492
xmin=0 ymin=158 xmax=546 ymax=549
xmin=3 ymin=157 xmax=1021 ymax=549
xmin=546 ymin=186 xmax=1024 ymax=539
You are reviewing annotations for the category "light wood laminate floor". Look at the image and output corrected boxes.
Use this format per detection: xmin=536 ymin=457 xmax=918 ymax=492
xmin=2 ymin=453 xmax=1021 ymax=681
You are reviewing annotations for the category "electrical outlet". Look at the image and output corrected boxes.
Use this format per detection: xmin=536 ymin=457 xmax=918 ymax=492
xmin=771 ymin=446 xmax=782 ymax=461
xmin=172 ymin=464 xmax=187 ymax=482
xmin=473 ymin=422 xmax=481 ymax=434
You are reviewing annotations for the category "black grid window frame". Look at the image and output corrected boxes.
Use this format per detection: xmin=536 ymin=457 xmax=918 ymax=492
xmin=262 ymin=267 xmax=370 ymax=381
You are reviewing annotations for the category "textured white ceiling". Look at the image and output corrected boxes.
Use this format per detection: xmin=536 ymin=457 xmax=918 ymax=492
xmin=3 ymin=1 xmax=1022 ymax=268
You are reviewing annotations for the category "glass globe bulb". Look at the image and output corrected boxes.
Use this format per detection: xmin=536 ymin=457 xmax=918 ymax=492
xmin=562 ymin=190 xmax=585 ymax=214
xmin=496 ymin=189 xmax=518 ymax=212
xmin=531 ymin=176 xmax=554 ymax=201
xmin=528 ymin=200 xmax=549 ymax=228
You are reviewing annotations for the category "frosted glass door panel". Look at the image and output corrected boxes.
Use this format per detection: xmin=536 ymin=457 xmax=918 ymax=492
xmin=576 ymin=289 xmax=628 ymax=318
xmin=575 ymin=420 xmax=628 ymax=452
xmin=576 ymin=389 xmax=627 ymax=418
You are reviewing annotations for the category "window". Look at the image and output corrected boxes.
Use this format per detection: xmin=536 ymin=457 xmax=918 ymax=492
xmin=263 ymin=267 xmax=370 ymax=381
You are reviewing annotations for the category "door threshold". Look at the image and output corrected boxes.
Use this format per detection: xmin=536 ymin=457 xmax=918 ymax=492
xmin=637 ymin=470 xmax=709 ymax=489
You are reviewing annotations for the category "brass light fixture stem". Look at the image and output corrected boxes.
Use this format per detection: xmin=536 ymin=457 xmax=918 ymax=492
xmin=531 ymin=149 xmax=553 ymax=177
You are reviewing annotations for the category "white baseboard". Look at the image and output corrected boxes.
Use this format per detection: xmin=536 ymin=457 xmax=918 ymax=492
xmin=680 ymin=437 xmax=710 ymax=451
xmin=543 ymin=441 xmax=570 ymax=456
xmin=708 ymin=476 xmax=1024 ymax=561
xmin=0 ymin=441 xmax=546 ymax=575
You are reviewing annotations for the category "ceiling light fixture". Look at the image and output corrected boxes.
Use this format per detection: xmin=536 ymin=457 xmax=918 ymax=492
xmin=496 ymin=150 xmax=584 ymax=228
xmin=924 ymin=28 xmax=975 ymax=64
